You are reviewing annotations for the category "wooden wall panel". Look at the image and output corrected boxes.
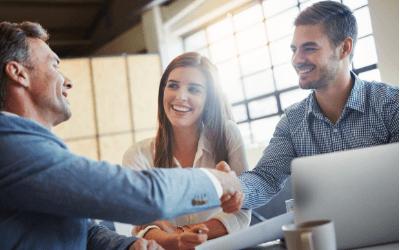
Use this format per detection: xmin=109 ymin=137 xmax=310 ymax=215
xmin=91 ymin=57 xmax=132 ymax=134
xmin=52 ymin=54 xmax=163 ymax=166
xmin=127 ymin=54 xmax=161 ymax=131
xmin=99 ymin=133 xmax=134 ymax=165
xmin=66 ymin=138 xmax=99 ymax=161
xmin=54 ymin=58 xmax=96 ymax=139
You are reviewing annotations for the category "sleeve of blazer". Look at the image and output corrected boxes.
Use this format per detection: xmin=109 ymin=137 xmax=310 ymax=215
xmin=87 ymin=219 xmax=137 ymax=250
xmin=0 ymin=116 xmax=221 ymax=226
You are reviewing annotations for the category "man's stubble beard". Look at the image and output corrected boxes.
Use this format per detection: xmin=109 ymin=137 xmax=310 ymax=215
xmin=301 ymin=51 xmax=340 ymax=90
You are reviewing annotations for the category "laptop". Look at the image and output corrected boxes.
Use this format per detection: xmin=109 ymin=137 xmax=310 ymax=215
xmin=291 ymin=143 xmax=399 ymax=249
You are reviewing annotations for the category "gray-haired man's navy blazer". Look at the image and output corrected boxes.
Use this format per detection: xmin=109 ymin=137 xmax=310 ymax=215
xmin=0 ymin=113 xmax=220 ymax=250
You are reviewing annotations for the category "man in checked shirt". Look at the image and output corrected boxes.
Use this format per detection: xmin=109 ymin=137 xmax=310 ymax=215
xmin=220 ymin=1 xmax=399 ymax=211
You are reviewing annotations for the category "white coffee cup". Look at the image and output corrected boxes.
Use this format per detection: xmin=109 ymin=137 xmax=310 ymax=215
xmin=282 ymin=220 xmax=336 ymax=250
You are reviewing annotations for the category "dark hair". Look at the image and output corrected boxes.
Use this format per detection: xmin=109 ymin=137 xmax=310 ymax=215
xmin=294 ymin=1 xmax=358 ymax=61
xmin=0 ymin=21 xmax=49 ymax=110
xmin=154 ymin=52 xmax=233 ymax=169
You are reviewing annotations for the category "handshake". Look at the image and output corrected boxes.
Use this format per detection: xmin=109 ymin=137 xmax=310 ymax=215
xmin=208 ymin=161 xmax=245 ymax=214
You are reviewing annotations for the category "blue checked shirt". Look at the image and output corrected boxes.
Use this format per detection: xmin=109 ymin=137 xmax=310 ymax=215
xmin=239 ymin=72 xmax=399 ymax=209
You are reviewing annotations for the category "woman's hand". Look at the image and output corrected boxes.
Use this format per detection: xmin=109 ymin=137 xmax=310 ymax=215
xmin=129 ymin=238 xmax=164 ymax=250
xmin=132 ymin=220 xmax=181 ymax=236
xmin=175 ymin=224 xmax=209 ymax=250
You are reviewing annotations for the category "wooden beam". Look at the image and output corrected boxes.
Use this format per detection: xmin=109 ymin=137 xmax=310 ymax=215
xmin=84 ymin=0 xmax=114 ymax=39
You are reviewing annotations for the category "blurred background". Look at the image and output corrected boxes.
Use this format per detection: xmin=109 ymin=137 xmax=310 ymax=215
xmin=2 ymin=0 xmax=398 ymax=167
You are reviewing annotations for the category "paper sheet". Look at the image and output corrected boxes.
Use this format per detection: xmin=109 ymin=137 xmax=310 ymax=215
xmin=195 ymin=211 xmax=294 ymax=250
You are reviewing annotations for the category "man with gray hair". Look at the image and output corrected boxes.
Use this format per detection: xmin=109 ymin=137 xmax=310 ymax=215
xmin=0 ymin=21 xmax=243 ymax=250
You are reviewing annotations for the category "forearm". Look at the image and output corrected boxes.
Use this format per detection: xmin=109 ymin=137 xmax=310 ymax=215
xmin=239 ymin=115 xmax=295 ymax=209
xmin=143 ymin=228 xmax=178 ymax=250
xmin=1 ymin=146 xmax=220 ymax=225
xmin=240 ymin=170 xmax=289 ymax=209
xmin=388 ymin=109 xmax=399 ymax=143
xmin=148 ymin=218 xmax=229 ymax=240
xmin=141 ymin=219 xmax=226 ymax=243
xmin=190 ymin=207 xmax=250 ymax=239
xmin=192 ymin=218 xmax=228 ymax=240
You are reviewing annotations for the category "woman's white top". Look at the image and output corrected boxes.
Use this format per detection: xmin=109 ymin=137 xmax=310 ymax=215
xmin=122 ymin=120 xmax=251 ymax=236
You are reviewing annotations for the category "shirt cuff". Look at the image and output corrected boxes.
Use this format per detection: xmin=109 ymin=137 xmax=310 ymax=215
xmin=215 ymin=215 xmax=240 ymax=234
xmin=199 ymin=168 xmax=223 ymax=198
xmin=211 ymin=209 xmax=251 ymax=234
xmin=239 ymin=178 xmax=250 ymax=209
xmin=135 ymin=225 xmax=160 ymax=238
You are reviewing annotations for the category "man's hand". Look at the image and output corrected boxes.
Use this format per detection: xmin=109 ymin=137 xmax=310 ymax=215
xmin=129 ymin=238 xmax=164 ymax=250
xmin=208 ymin=161 xmax=242 ymax=196
xmin=208 ymin=161 xmax=244 ymax=213
xmin=220 ymin=192 xmax=244 ymax=213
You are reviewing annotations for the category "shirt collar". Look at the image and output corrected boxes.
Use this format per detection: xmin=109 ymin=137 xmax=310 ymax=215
xmin=174 ymin=124 xmax=213 ymax=169
xmin=307 ymin=91 xmax=323 ymax=119
xmin=197 ymin=125 xmax=213 ymax=155
xmin=345 ymin=71 xmax=366 ymax=113
xmin=307 ymin=71 xmax=366 ymax=118
xmin=0 ymin=111 xmax=19 ymax=117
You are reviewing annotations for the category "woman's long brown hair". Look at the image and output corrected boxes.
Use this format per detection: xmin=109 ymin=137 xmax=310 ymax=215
xmin=154 ymin=52 xmax=233 ymax=169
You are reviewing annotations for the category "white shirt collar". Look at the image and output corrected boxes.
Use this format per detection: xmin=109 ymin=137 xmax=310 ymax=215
xmin=197 ymin=127 xmax=212 ymax=155
xmin=173 ymin=126 xmax=213 ymax=169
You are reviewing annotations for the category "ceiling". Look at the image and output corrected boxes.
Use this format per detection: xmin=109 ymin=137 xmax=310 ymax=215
xmin=1 ymin=0 xmax=174 ymax=58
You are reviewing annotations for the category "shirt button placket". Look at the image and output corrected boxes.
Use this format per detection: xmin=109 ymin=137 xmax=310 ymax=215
xmin=332 ymin=126 xmax=342 ymax=151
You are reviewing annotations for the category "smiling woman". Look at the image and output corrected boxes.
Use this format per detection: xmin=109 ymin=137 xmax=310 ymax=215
xmin=154 ymin=52 xmax=234 ymax=170
xmin=122 ymin=52 xmax=251 ymax=250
